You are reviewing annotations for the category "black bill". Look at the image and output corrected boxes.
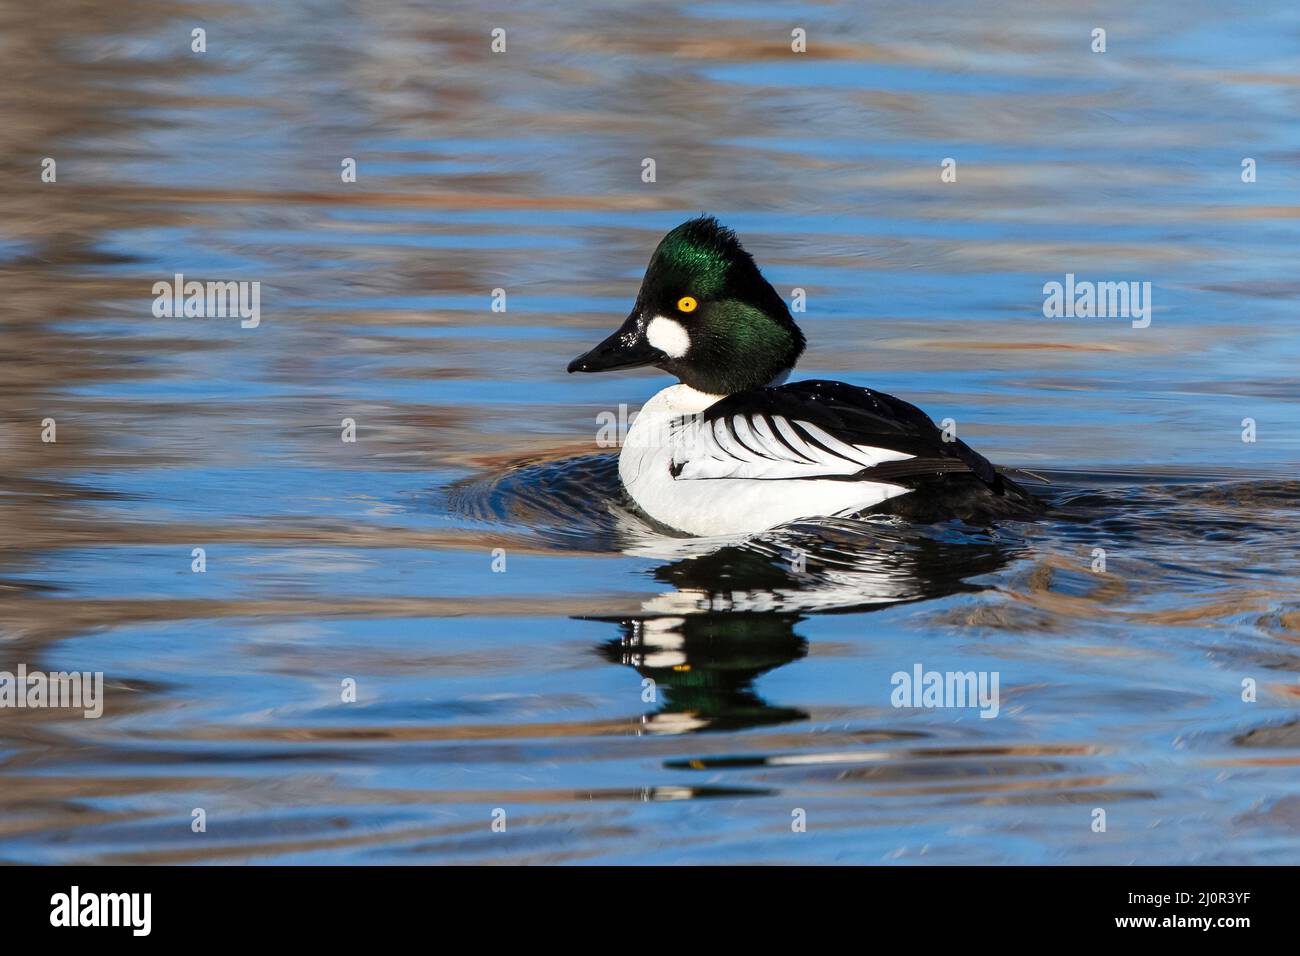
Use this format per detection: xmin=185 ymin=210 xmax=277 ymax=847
xmin=567 ymin=312 xmax=666 ymax=373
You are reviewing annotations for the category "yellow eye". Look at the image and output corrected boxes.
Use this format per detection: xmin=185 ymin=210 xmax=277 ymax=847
xmin=677 ymin=296 xmax=698 ymax=313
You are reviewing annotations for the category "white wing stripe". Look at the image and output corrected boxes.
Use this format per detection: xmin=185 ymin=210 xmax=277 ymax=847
xmin=710 ymin=416 xmax=749 ymax=461
xmin=747 ymin=414 xmax=795 ymax=460
xmin=668 ymin=410 xmax=915 ymax=481
xmin=770 ymin=415 xmax=819 ymax=463
xmin=731 ymin=414 xmax=777 ymax=460
xmin=794 ymin=420 xmax=912 ymax=468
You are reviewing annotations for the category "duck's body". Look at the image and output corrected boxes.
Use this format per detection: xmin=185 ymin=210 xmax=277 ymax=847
xmin=570 ymin=217 xmax=1038 ymax=536
xmin=621 ymin=383 xmax=908 ymax=536
xmin=619 ymin=379 xmax=1031 ymax=536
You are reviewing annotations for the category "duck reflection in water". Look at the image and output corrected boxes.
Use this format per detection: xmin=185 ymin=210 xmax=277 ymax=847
xmin=448 ymin=453 xmax=1026 ymax=734
xmin=589 ymin=515 xmax=1021 ymax=734
xmin=597 ymin=611 xmax=809 ymax=735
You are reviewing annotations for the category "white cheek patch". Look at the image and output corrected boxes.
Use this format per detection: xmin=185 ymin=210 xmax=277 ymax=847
xmin=646 ymin=316 xmax=690 ymax=358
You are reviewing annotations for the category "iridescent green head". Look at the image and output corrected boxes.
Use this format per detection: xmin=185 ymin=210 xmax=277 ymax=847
xmin=568 ymin=217 xmax=806 ymax=395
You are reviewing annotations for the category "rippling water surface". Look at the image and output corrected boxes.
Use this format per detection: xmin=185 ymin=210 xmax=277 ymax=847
xmin=2 ymin=0 xmax=1299 ymax=864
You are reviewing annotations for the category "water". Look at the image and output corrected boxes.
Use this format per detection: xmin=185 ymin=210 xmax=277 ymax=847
xmin=1 ymin=0 xmax=1298 ymax=864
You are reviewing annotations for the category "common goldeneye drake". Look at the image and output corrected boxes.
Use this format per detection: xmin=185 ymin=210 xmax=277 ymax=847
xmin=568 ymin=216 xmax=1039 ymax=537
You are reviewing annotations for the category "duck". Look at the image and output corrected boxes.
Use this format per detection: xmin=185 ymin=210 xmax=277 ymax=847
xmin=567 ymin=216 xmax=1040 ymax=537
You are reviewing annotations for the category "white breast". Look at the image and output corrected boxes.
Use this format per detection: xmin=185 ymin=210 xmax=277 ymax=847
xmin=618 ymin=384 xmax=911 ymax=537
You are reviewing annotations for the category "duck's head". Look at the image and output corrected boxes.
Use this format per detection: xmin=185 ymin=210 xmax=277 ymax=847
xmin=567 ymin=216 xmax=805 ymax=395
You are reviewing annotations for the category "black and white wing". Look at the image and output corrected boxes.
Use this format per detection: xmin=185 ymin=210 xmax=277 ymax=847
xmin=668 ymin=379 xmax=1005 ymax=491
